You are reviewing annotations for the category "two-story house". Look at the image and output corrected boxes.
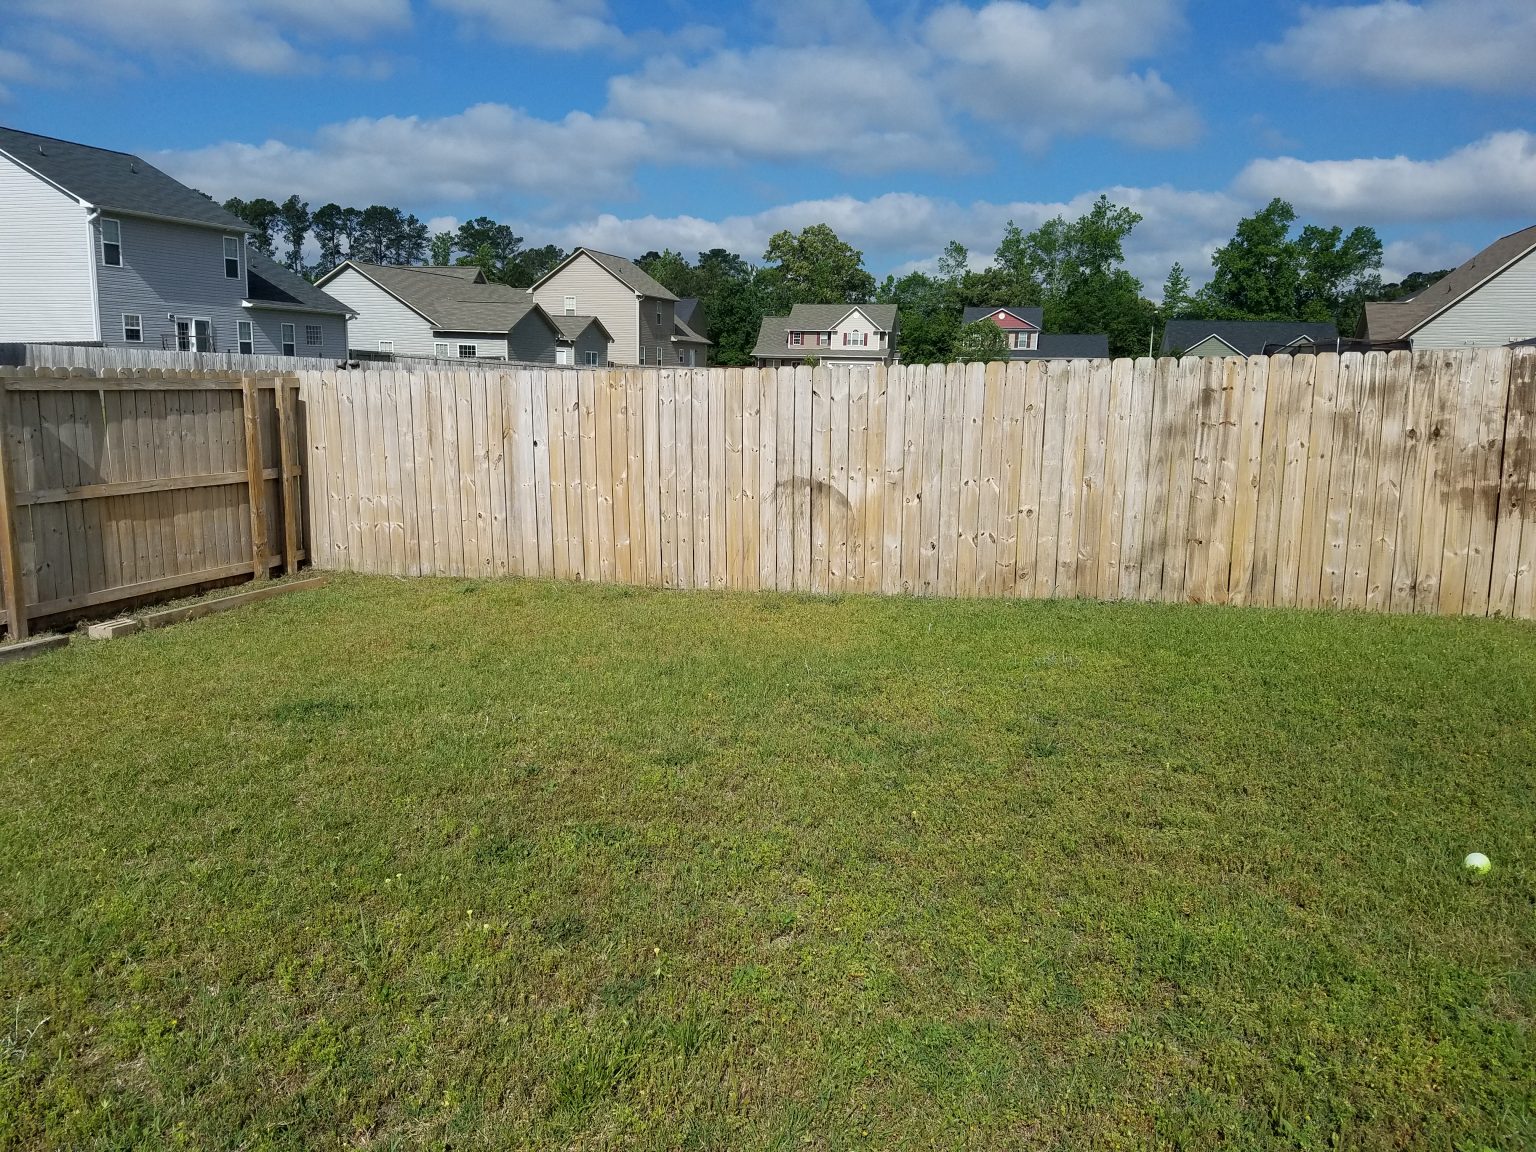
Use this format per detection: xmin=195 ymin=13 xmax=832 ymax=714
xmin=316 ymin=260 xmax=611 ymax=365
xmin=752 ymin=303 xmax=900 ymax=369
xmin=0 ymin=125 xmax=350 ymax=357
xmin=962 ymin=306 xmax=1109 ymax=359
xmin=1358 ymin=224 xmax=1536 ymax=350
xmin=528 ymin=248 xmax=711 ymax=367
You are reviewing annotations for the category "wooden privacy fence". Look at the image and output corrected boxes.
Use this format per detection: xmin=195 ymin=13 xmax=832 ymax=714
xmin=298 ymin=349 xmax=1536 ymax=619
xmin=0 ymin=367 xmax=306 ymax=639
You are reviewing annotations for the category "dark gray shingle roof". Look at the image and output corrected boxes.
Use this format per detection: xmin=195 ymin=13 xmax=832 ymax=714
xmin=245 ymin=250 xmax=352 ymax=316
xmin=1360 ymin=224 xmax=1536 ymax=341
xmin=962 ymin=305 xmax=1044 ymax=328
xmin=0 ymin=124 xmax=249 ymax=231
xmin=1161 ymin=320 xmax=1339 ymax=356
xmin=1024 ymin=333 xmax=1110 ymax=359
xmin=674 ymin=298 xmax=707 ymax=339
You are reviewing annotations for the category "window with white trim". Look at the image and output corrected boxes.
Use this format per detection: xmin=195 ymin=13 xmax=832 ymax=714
xmin=100 ymin=218 xmax=122 ymax=266
xmin=556 ymin=345 xmax=573 ymax=365
xmin=122 ymin=313 xmax=142 ymax=343
xmin=305 ymin=324 xmax=323 ymax=347
xmin=657 ymin=346 xmax=665 ymax=366
xmin=564 ymin=295 xmax=577 ymax=315
xmin=238 ymin=320 xmax=253 ymax=355
xmin=224 ymin=236 xmax=241 ymax=279
xmin=281 ymin=323 xmax=296 ymax=356
xmin=790 ymin=331 xmax=803 ymax=347
xmin=585 ymin=350 xmax=600 ymax=366
xmin=434 ymin=341 xmax=450 ymax=357
xmin=457 ymin=344 xmax=477 ymax=358
xmin=656 ymin=303 xmax=663 ymax=325
xmin=379 ymin=340 xmax=394 ymax=353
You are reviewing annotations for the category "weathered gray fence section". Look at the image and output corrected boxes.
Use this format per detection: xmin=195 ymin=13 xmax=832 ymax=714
xmin=296 ymin=349 xmax=1536 ymax=619
xmin=0 ymin=367 xmax=306 ymax=638
xmin=0 ymin=343 xmax=342 ymax=374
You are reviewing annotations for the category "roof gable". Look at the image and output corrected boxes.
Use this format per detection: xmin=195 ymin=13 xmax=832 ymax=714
xmin=245 ymin=250 xmax=353 ymax=316
xmin=1364 ymin=224 xmax=1536 ymax=341
xmin=962 ymin=305 xmax=1043 ymax=330
xmin=1160 ymin=319 xmax=1339 ymax=356
xmin=783 ymin=302 xmax=899 ymax=332
xmin=320 ymin=260 xmax=541 ymax=332
xmin=530 ymin=247 xmax=678 ymax=301
xmin=0 ymin=124 xmax=250 ymax=232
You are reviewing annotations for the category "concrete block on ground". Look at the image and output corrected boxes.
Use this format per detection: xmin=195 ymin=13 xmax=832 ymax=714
xmin=87 ymin=617 xmax=143 ymax=640
xmin=0 ymin=633 xmax=69 ymax=664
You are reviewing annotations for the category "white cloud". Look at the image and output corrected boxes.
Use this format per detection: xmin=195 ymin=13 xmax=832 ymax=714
xmin=11 ymin=0 xmax=411 ymax=74
xmin=1235 ymin=131 xmax=1536 ymax=221
xmin=607 ymin=46 xmax=971 ymax=172
xmin=154 ymin=104 xmax=650 ymax=207
xmin=1380 ymin=235 xmax=1474 ymax=283
xmin=1268 ymin=0 xmax=1536 ymax=93
xmin=433 ymin=0 xmax=621 ymax=51
xmin=924 ymin=0 xmax=1200 ymax=148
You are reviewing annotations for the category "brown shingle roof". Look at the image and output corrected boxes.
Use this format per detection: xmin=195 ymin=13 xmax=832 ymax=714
xmin=1361 ymin=224 xmax=1536 ymax=341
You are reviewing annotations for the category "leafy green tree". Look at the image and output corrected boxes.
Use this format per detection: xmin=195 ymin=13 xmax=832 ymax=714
xmin=311 ymin=203 xmax=357 ymax=272
xmin=430 ymin=232 xmax=454 ymax=267
xmin=1295 ymin=223 xmax=1383 ymax=332
xmin=276 ymin=195 xmax=309 ymax=272
xmin=454 ymin=216 xmax=522 ymax=280
xmin=223 ymin=196 xmax=281 ymax=256
xmin=993 ymin=221 xmax=1043 ymax=306
xmin=503 ymin=244 xmax=566 ymax=288
xmin=636 ymin=249 xmax=696 ymax=295
xmin=877 ymin=270 xmax=959 ymax=364
xmin=955 ymin=318 xmax=1010 ymax=363
xmin=760 ymin=224 xmax=876 ymax=310
xmin=1161 ymin=262 xmax=1194 ymax=320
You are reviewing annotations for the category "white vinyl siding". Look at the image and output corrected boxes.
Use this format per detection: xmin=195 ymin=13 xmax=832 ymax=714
xmin=0 ymin=152 xmax=98 ymax=342
xmin=832 ymin=308 xmax=884 ymax=350
xmin=319 ymin=265 xmax=438 ymax=356
xmin=1413 ymin=248 xmax=1536 ymax=348
xmin=533 ymin=252 xmax=642 ymax=363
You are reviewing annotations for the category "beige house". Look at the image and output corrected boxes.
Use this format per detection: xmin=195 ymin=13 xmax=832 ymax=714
xmin=1359 ymin=224 xmax=1536 ymax=349
xmin=752 ymin=303 xmax=899 ymax=369
xmin=529 ymin=248 xmax=711 ymax=367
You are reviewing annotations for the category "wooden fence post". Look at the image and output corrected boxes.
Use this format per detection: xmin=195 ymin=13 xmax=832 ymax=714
xmin=0 ymin=388 xmax=27 ymax=640
xmin=242 ymin=376 xmax=269 ymax=580
xmin=276 ymin=379 xmax=300 ymax=574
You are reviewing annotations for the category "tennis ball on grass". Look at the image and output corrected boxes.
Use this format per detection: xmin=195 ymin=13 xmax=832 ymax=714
xmin=1463 ymin=852 xmax=1491 ymax=875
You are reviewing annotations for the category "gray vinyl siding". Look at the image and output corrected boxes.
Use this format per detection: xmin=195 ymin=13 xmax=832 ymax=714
xmin=0 ymin=153 xmax=98 ymax=342
xmin=93 ymin=214 xmax=249 ymax=351
xmin=504 ymin=310 xmax=559 ymax=364
xmin=321 ymin=266 xmax=437 ymax=355
xmin=245 ymin=309 xmax=348 ymax=359
xmin=573 ymin=324 xmax=610 ymax=366
xmin=532 ymin=253 xmax=640 ymax=362
xmin=637 ymin=296 xmax=675 ymax=367
xmin=1413 ymin=249 xmax=1536 ymax=348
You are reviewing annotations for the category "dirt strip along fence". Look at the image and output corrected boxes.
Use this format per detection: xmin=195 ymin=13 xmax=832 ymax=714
xmin=296 ymin=348 xmax=1536 ymax=619
xmin=0 ymin=367 xmax=307 ymax=639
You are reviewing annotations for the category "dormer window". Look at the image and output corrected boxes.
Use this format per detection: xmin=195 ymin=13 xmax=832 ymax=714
xmin=790 ymin=331 xmax=804 ymax=347
xmin=100 ymin=218 xmax=121 ymax=266
xmin=1012 ymin=331 xmax=1036 ymax=350
xmin=224 ymin=236 xmax=241 ymax=279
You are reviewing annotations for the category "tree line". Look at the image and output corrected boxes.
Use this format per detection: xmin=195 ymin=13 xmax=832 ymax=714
xmin=220 ymin=192 xmax=1439 ymax=365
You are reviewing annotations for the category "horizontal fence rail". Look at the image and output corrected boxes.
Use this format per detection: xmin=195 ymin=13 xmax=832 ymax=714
xmin=0 ymin=367 xmax=307 ymax=638
xmin=297 ymin=350 xmax=1536 ymax=619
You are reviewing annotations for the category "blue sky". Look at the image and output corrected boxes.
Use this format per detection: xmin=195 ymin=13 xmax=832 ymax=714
xmin=3 ymin=0 xmax=1534 ymax=296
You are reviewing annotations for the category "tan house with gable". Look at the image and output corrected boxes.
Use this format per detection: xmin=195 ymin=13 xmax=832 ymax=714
xmin=529 ymin=247 xmax=711 ymax=367
xmin=752 ymin=303 xmax=899 ymax=369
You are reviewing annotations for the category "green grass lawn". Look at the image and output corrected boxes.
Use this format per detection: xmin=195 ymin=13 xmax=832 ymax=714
xmin=1 ymin=576 xmax=1533 ymax=1150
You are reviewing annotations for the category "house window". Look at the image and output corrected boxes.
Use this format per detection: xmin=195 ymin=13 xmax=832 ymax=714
xmin=238 ymin=320 xmax=253 ymax=355
xmin=564 ymin=295 xmax=577 ymax=315
xmin=790 ymin=331 xmax=803 ymax=347
xmin=585 ymin=350 xmax=600 ymax=366
xmin=378 ymin=340 xmax=394 ymax=354
xmin=656 ymin=303 xmax=663 ymax=325
xmin=639 ymin=346 xmax=646 ymax=365
xmin=458 ymin=344 xmax=477 ymax=358
xmin=100 ymin=218 xmax=122 ymax=266
xmin=845 ymin=331 xmax=868 ymax=347
xmin=224 ymin=236 xmax=241 ymax=279
xmin=434 ymin=341 xmax=450 ymax=357
xmin=556 ymin=345 xmax=573 ymax=365
xmin=281 ymin=323 xmax=296 ymax=356
xmin=657 ymin=346 xmax=665 ymax=366
xmin=305 ymin=324 xmax=323 ymax=347
xmin=122 ymin=313 xmax=142 ymax=343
